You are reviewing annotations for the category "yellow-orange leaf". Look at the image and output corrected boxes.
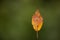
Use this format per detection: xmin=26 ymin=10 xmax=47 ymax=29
xmin=32 ymin=9 xmax=43 ymax=31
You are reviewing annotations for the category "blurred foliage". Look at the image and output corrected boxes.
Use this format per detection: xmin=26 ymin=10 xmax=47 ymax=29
xmin=0 ymin=0 xmax=60 ymax=40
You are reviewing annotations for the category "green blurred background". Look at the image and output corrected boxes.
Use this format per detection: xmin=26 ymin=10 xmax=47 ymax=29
xmin=0 ymin=0 xmax=60 ymax=40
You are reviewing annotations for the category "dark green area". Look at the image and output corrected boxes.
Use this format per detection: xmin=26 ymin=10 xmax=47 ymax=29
xmin=0 ymin=0 xmax=60 ymax=40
